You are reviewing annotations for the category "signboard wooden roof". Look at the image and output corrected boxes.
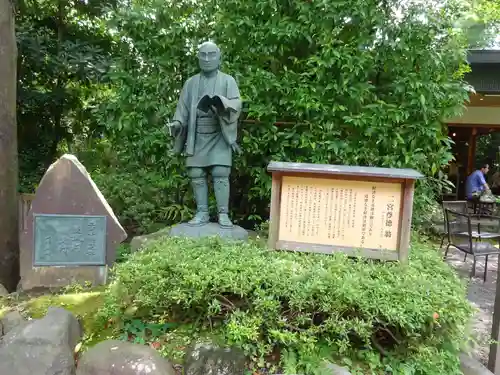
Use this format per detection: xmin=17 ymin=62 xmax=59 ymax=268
xmin=267 ymin=161 xmax=424 ymax=180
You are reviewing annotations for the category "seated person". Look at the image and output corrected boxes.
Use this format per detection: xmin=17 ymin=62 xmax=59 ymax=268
xmin=466 ymin=163 xmax=490 ymax=200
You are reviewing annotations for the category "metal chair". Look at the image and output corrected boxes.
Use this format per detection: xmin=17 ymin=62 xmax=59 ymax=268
xmin=444 ymin=209 xmax=500 ymax=282
xmin=439 ymin=201 xmax=469 ymax=249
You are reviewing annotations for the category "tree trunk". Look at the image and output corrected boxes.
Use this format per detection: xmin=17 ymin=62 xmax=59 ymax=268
xmin=0 ymin=0 xmax=19 ymax=292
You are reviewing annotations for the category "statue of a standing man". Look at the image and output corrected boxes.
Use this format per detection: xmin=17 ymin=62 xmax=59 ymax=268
xmin=167 ymin=41 xmax=242 ymax=228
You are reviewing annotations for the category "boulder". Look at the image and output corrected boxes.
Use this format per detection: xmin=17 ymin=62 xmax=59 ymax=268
xmin=19 ymin=154 xmax=127 ymax=290
xmin=131 ymin=224 xmax=249 ymax=252
xmin=184 ymin=341 xmax=247 ymax=375
xmin=323 ymin=361 xmax=352 ymax=375
xmin=0 ymin=310 xmax=27 ymax=335
xmin=0 ymin=284 xmax=8 ymax=296
xmin=0 ymin=341 xmax=76 ymax=375
xmin=1 ymin=307 xmax=81 ymax=349
xmin=130 ymin=227 xmax=171 ymax=252
xmin=76 ymin=339 xmax=177 ymax=375
xmin=0 ymin=307 xmax=82 ymax=375
xmin=169 ymin=223 xmax=249 ymax=241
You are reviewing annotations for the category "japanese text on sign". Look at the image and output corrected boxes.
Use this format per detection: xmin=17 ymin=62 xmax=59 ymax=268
xmin=34 ymin=214 xmax=107 ymax=266
xmin=278 ymin=176 xmax=402 ymax=250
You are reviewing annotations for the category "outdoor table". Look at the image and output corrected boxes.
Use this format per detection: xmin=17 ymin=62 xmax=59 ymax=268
xmin=468 ymin=215 xmax=500 ymax=240
xmin=469 ymin=196 xmax=500 ymax=216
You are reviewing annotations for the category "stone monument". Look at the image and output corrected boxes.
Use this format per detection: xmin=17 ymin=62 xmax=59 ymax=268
xmin=19 ymin=154 xmax=127 ymax=290
xmin=163 ymin=41 xmax=248 ymax=241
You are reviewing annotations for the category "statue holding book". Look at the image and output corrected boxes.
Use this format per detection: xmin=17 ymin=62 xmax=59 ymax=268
xmin=166 ymin=41 xmax=242 ymax=228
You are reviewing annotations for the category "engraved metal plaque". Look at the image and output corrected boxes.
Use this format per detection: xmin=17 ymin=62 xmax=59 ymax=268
xmin=33 ymin=214 xmax=107 ymax=266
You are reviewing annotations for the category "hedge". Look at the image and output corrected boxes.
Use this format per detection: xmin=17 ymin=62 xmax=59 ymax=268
xmin=98 ymin=235 xmax=473 ymax=374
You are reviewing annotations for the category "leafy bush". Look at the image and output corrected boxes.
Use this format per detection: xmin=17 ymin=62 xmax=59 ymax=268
xmin=88 ymin=0 xmax=472 ymax=231
xmin=100 ymin=235 xmax=473 ymax=374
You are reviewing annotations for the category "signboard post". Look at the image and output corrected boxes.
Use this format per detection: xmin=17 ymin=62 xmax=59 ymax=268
xmin=267 ymin=162 xmax=423 ymax=263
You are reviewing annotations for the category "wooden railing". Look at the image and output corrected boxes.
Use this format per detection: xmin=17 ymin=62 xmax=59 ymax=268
xmin=18 ymin=193 xmax=35 ymax=232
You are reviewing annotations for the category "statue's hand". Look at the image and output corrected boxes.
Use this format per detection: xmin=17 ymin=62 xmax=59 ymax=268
xmin=165 ymin=121 xmax=182 ymax=136
xmin=210 ymin=105 xmax=219 ymax=114
xmin=230 ymin=143 xmax=242 ymax=154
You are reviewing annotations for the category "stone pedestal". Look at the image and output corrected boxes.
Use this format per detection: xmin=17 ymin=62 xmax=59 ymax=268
xmin=130 ymin=223 xmax=249 ymax=252
xmin=170 ymin=222 xmax=248 ymax=240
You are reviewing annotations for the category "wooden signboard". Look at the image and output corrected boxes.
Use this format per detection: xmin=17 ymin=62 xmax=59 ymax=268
xmin=267 ymin=162 xmax=424 ymax=263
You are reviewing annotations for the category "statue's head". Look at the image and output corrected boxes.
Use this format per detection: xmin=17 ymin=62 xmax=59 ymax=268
xmin=198 ymin=41 xmax=221 ymax=73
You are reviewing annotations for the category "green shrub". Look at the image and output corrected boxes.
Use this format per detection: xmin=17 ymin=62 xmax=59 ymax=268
xmin=90 ymin=0 xmax=471 ymax=231
xmin=99 ymin=235 xmax=473 ymax=374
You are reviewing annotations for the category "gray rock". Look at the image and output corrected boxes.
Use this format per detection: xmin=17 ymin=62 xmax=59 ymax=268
xmin=184 ymin=341 xmax=247 ymax=375
xmin=0 ymin=310 xmax=27 ymax=335
xmin=0 ymin=341 xmax=75 ymax=375
xmin=323 ymin=361 xmax=352 ymax=375
xmin=170 ymin=222 xmax=249 ymax=241
xmin=1 ymin=307 xmax=82 ymax=349
xmin=460 ymin=352 xmax=493 ymax=375
xmin=131 ymin=223 xmax=249 ymax=252
xmin=130 ymin=227 xmax=171 ymax=252
xmin=0 ymin=284 xmax=8 ymax=296
xmin=19 ymin=154 xmax=127 ymax=291
xmin=16 ymin=280 xmax=23 ymax=293
xmin=0 ymin=307 xmax=82 ymax=375
xmin=76 ymin=339 xmax=177 ymax=375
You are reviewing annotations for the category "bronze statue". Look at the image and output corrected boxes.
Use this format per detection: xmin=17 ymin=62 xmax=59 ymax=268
xmin=167 ymin=41 xmax=242 ymax=228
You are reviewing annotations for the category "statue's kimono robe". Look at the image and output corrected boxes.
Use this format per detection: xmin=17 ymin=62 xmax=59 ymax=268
xmin=172 ymin=71 xmax=242 ymax=168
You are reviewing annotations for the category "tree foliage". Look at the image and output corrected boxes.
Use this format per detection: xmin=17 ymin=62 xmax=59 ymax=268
xmin=457 ymin=0 xmax=500 ymax=47
xmin=91 ymin=0 xmax=471 ymax=232
xmin=16 ymin=0 xmax=115 ymax=192
xmin=100 ymin=236 xmax=473 ymax=374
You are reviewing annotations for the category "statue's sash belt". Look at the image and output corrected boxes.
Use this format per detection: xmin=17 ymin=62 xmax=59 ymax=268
xmin=196 ymin=116 xmax=219 ymax=134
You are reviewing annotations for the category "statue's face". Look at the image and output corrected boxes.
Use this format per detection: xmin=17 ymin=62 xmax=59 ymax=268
xmin=198 ymin=42 xmax=220 ymax=73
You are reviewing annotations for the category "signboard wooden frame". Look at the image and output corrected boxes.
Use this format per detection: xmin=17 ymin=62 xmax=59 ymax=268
xmin=267 ymin=162 xmax=423 ymax=264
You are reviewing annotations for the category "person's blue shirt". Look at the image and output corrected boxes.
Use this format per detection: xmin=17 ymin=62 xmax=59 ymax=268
xmin=466 ymin=170 xmax=487 ymax=199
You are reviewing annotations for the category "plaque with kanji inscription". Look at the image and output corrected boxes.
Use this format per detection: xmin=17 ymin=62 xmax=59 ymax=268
xmin=267 ymin=161 xmax=423 ymax=263
xmin=33 ymin=214 xmax=107 ymax=266
xmin=278 ymin=176 xmax=402 ymax=251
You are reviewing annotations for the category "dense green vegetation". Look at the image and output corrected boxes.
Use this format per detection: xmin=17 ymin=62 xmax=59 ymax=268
xmin=2 ymin=2 xmax=491 ymax=372
xmin=95 ymin=235 xmax=473 ymax=374
xmin=462 ymin=0 xmax=500 ymax=47
xmin=16 ymin=0 xmax=493 ymax=234
xmin=0 ymin=235 xmax=473 ymax=374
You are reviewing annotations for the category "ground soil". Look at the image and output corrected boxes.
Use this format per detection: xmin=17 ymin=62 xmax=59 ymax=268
xmin=444 ymin=246 xmax=498 ymax=366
